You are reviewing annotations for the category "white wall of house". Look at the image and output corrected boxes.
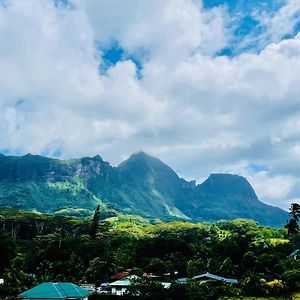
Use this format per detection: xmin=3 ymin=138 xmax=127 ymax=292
xmin=111 ymin=286 xmax=127 ymax=296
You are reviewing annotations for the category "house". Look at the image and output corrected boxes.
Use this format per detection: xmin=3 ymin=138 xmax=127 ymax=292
xmin=18 ymin=282 xmax=92 ymax=300
xmin=193 ymin=272 xmax=238 ymax=284
xmin=110 ymin=269 xmax=132 ymax=281
xmin=110 ymin=275 xmax=139 ymax=296
xmin=142 ymin=272 xmax=159 ymax=278
xmin=109 ymin=275 xmax=171 ymax=296
xmin=79 ymin=282 xmax=110 ymax=293
xmin=79 ymin=283 xmax=97 ymax=292
xmin=161 ymin=282 xmax=171 ymax=289
xmin=176 ymin=278 xmax=188 ymax=284
xmin=98 ymin=282 xmax=110 ymax=292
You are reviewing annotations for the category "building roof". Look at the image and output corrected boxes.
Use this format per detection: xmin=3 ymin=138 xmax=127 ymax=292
xmin=161 ymin=282 xmax=171 ymax=289
xmin=109 ymin=275 xmax=139 ymax=287
xmin=193 ymin=272 xmax=238 ymax=284
xmin=110 ymin=269 xmax=133 ymax=281
xmin=109 ymin=276 xmax=171 ymax=289
xmin=176 ymin=278 xmax=188 ymax=283
xmin=290 ymin=249 xmax=299 ymax=256
xmin=110 ymin=271 xmax=130 ymax=281
xmin=18 ymin=282 xmax=92 ymax=299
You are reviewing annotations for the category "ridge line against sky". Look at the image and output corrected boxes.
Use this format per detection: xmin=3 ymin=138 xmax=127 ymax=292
xmin=1 ymin=0 xmax=300 ymax=209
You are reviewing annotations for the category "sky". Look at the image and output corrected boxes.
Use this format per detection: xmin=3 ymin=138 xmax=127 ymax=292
xmin=1 ymin=0 xmax=300 ymax=209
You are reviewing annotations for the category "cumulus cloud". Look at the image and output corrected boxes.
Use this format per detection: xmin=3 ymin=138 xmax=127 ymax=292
xmin=74 ymin=0 xmax=228 ymax=60
xmin=0 ymin=0 xmax=300 ymax=209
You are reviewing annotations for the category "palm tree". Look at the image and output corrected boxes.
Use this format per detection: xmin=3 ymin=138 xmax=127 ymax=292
xmin=285 ymin=218 xmax=299 ymax=236
xmin=285 ymin=203 xmax=300 ymax=251
xmin=289 ymin=203 xmax=300 ymax=221
xmin=3 ymin=256 xmax=31 ymax=295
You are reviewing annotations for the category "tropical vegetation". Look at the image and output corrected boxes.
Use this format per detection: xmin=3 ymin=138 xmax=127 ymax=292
xmin=0 ymin=205 xmax=299 ymax=299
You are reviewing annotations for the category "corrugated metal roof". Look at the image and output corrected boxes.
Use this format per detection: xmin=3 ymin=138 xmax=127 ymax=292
xmin=176 ymin=278 xmax=188 ymax=283
xmin=110 ymin=271 xmax=130 ymax=281
xmin=18 ymin=282 xmax=92 ymax=299
xmin=193 ymin=272 xmax=238 ymax=284
xmin=109 ymin=275 xmax=139 ymax=287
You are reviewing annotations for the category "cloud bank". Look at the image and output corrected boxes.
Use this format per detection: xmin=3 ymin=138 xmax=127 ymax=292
xmin=1 ymin=0 xmax=300 ymax=209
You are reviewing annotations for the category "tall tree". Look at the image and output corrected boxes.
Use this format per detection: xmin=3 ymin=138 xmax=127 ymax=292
xmin=285 ymin=203 xmax=300 ymax=251
xmin=285 ymin=203 xmax=300 ymax=235
xmin=289 ymin=203 xmax=300 ymax=221
xmin=0 ymin=229 xmax=16 ymax=272
xmin=2 ymin=256 xmax=32 ymax=296
xmin=90 ymin=205 xmax=100 ymax=239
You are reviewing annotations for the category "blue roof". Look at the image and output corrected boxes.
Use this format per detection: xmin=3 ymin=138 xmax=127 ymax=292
xmin=176 ymin=278 xmax=188 ymax=283
xmin=290 ymin=249 xmax=299 ymax=256
xmin=193 ymin=272 xmax=238 ymax=284
xmin=18 ymin=282 xmax=92 ymax=299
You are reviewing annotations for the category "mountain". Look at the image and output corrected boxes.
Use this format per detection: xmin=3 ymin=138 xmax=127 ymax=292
xmin=177 ymin=174 xmax=287 ymax=226
xmin=117 ymin=152 xmax=189 ymax=219
xmin=0 ymin=152 xmax=288 ymax=226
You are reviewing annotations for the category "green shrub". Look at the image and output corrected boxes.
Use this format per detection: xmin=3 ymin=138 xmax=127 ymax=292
xmin=282 ymin=269 xmax=300 ymax=292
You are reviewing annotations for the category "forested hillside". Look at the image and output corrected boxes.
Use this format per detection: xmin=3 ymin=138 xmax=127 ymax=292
xmin=0 ymin=208 xmax=299 ymax=299
xmin=0 ymin=153 xmax=288 ymax=226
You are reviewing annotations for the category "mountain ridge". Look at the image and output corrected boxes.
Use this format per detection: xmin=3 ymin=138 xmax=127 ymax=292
xmin=0 ymin=152 xmax=288 ymax=226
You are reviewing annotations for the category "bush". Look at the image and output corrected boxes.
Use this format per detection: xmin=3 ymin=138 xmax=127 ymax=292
xmin=282 ymin=269 xmax=300 ymax=292
xmin=186 ymin=281 xmax=240 ymax=300
xmin=125 ymin=277 xmax=167 ymax=300
xmin=241 ymin=273 xmax=285 ymax=297
xmin=167 ymin=283 xmax=189 ymax=300
xmin=241 ymin=273 xmax=267 ymax=296
xmin=265 ymin=279 xmax=284 ymax=295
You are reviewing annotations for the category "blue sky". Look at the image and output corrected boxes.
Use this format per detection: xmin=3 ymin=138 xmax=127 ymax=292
xmin=205 ymin=0 xmax=284 ymax=47
xmin=1 ymin=0 xmax=300 ymax=209
xmin=100 ymin=0 xmax=300 ymax=68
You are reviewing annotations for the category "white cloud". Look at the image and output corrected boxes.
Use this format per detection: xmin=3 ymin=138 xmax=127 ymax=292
xmin=0 ymin=0 xmax=300 ymax=209
xmin=74 ymin=0 xmax=228 ymax=61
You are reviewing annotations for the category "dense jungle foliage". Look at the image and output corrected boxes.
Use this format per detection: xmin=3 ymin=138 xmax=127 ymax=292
xmin=0 ymin=207 xmax=299 ymax=300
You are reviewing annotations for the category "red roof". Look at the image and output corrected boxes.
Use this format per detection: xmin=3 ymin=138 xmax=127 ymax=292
xmin=110 ymin=270 xmax=131 ymax=281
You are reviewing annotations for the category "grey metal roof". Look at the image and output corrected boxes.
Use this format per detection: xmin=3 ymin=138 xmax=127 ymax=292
xmin=109 ymin=275 xmax=139 ymax=287
xmin=192 ymin=272 xmax=238 ymax=284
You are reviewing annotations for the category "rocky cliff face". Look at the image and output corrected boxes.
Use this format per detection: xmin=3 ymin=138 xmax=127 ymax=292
xmin=0 ymin=152 xmax=288 ymax=226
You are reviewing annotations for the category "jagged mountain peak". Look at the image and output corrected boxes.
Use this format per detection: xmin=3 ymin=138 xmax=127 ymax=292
xmin=119 ymin=151 xmax=166 ymax=170
xmin=200 ymin=173 xmax=258 ymax=199
xmin=205 ymin=173 xmax=252 ymax=188
xmin=119 ymin=151 xmax=161 ymax=165
xmin=80 ymin=154 xmax=104 ymax=160
xmin=92 ymin=154 xmax=103 ymax=161
xmin=118 ymin=151 xmax=179 ymax=181
xmin=80 ymin=154 xmax=105 ymax=164
xmin=130 ymin=150 xmax=149 ymax=157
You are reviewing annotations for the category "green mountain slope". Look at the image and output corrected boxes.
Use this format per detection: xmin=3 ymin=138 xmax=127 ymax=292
xmin=0 ymin=152 xmax=288 ymax=226
xmin=177 ymin=174 xmax=287 ymax=225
